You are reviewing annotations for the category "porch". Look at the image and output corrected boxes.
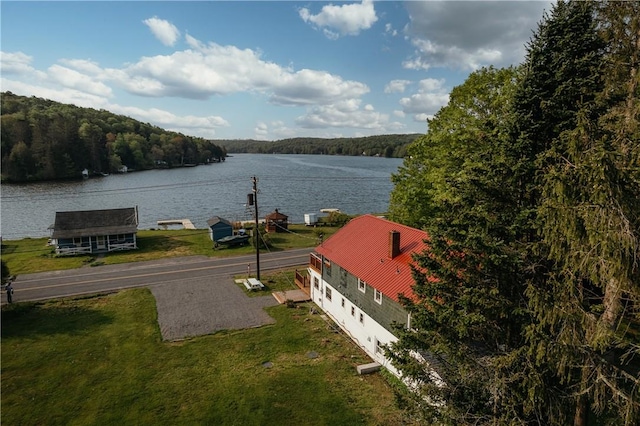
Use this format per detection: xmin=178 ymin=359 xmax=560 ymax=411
xmin=55 ymin=234 xmax=137 ymax=256
xmin=294 ymin=269 xmax=311 ymax=296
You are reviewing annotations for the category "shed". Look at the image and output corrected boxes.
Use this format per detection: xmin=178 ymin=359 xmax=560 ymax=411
xmin=265 ymin=209 xmax=288 ymax=233
xmin=207 ymin=216 xmax=233 ymax=241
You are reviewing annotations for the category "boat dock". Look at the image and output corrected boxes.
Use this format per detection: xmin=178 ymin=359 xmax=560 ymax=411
xmin=157 ymin=219 xmax=196 ymax=230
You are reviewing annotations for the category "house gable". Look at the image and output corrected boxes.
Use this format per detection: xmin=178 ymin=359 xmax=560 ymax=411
xmin=321 ymin=263 xmax=409 ymax=333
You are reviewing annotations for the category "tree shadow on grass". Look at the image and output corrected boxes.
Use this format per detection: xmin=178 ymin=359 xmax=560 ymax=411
xmin=136 ymin=234 xmax=195 ymax=253
xmin=1 ymin=298 xmax=114 ymax=339
xmin=1 ymin=243 xmax=17 ymax=254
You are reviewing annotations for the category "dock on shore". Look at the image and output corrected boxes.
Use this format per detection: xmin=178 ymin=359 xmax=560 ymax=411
xmin=157 ymin=219 xmax=196 ymax=230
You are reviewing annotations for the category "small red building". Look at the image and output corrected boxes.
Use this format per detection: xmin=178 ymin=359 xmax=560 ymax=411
xmin=265 ymin=209 xmax=288 ymax=233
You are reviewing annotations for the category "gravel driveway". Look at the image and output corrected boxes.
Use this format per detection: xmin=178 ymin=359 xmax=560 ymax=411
xmin=150 ymin=275 xmax=278 ymax=341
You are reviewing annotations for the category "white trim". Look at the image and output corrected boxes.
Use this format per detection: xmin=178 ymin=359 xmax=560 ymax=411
xmin=358 ymin=278 xmax=366 ymax=293
xmin=374 ymin=288 xmax=383 ymax=305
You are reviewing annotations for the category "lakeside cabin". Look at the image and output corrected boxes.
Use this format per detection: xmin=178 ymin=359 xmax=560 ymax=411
xmin=50 ymin=207 xmax=139 ymax=256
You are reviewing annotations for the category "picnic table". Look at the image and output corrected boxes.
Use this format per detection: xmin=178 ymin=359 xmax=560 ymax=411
xmin=243 ymin=278 xmax=265 ymax=291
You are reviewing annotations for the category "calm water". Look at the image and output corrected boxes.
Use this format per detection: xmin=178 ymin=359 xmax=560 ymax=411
xmin=1 ymin=154 xmax=403 ymax=239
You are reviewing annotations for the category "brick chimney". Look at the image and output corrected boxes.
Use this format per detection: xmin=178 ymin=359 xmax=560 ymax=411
xmin=389 ymin=230 xmax=401 ymax=259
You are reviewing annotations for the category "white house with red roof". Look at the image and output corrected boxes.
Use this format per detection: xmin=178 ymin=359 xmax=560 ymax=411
xmin=308 ymin=214 xmax=430 ymax=377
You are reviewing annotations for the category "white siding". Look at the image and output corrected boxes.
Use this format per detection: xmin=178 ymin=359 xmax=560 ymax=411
xmin=309 ymin=267 xmax=401 ymax=377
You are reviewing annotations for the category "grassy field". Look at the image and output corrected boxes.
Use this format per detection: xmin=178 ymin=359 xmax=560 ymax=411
xmin=1 ymin=220 xmax=417 ymax=424
xmin=1 ymin=285 xmax=415 ymax=425
xmin=1 ymin=224 xmax=335 ymax=276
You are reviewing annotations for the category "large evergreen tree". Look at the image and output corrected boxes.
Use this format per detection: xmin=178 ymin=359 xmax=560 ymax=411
xmin=388 ymin=66 xmax=540 ymax=424
xmin=388 ymin=1 xmax=639 ymax=424
xmin=529 ymin=1 xmax=640 ymax=423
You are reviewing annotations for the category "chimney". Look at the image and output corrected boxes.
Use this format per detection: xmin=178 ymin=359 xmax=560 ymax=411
xmin=389 ymin=230 xmax=401 ymax=259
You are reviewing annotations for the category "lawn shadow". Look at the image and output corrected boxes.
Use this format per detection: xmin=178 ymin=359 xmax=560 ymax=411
xmin=1 ymin=299 xmax=114 ymax=338
xmin=1 ymin=243 xmax=17 ymax=254
xmin=137 ymin=234 xmax=192 ymax=252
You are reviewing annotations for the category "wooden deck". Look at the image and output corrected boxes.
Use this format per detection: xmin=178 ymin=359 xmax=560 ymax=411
xmin=272 ymin=289 xmax=311 ymax=304
xmin=157 ymin=219 xmax=196 ymax=230
xmin=294 ymin=269 xmax=311 ymax=296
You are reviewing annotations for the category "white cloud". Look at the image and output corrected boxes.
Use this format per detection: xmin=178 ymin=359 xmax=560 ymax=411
xmin=399 ymin=78 xmax=449 ymax=121
xmin=114 ymin=35 xmax=370 ymax=106
xmin=114 ymin=105 xmax=229 ymax=139
xmin=418 ymin=78 xmax=445 ymax=92
xmin=143 ymin=17 xmax=180 ymax=47
xmin=0 ymin=74 xmax=228 ymax=139
xmin=254 ymin=121 xmax=269 ymax=140
xmin=385 ymin=23 xmax=398 ymax=37
xmin=0 ymin=51 xmax=48 ymax=83
xmin=403 ymin=1 xmax=551 ymax=70
xmin=48 ymin=64 xmax=113 ymax=97
xmin=1 ymin=51 xmax=37 ymax=74
xmin=59 ymin=58 xmax=105 ymax=75
xmin=270 ymin=69 xmax=369 ymax=106
xmin=299 ymin=0 xmax=378 ymax=38
xmin=296 ymin=99 xmax=390 ymax=131
xmin=0 ymin=78 xmax=110 ymax=108
xmin=384 ymin=79 xmax=411 ymax=94
xmin=414 ymin=113 xmax=433 ymax=124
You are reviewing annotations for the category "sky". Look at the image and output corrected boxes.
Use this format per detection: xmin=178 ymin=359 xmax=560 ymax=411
xmin=1 ymin=1 xmax=553 ymax=141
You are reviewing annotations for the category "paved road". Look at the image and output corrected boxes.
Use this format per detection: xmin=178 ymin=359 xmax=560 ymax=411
xmin=3 ymin=248 xmax=312 ymax=304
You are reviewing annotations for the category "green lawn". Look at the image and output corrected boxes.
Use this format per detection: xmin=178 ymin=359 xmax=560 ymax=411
xmin=1 ymin=225 xmax=336 ymax=276
xmin=1 ymin=286 xmax=414 ymax=425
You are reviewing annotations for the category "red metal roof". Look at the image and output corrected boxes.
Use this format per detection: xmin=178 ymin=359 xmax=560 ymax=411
xmin=314 ymin=215 xmax=429 ymax=302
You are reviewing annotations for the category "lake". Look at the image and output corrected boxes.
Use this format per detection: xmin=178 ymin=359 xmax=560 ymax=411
xmin=1 ymin=154 xmax=404 ymax=240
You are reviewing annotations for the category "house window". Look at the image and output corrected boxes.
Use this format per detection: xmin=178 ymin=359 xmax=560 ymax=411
xmin=341 ymin=298 xmax=345 ymax=308
xmin=313 ymin=277 xmax=319 ymax=289
xmin=325 ymin=287 xmax=332 ymax=302
xmin=358 ymin=278 xmax=366 ymax=293
xmin=374 ymin=289 xmax=382 ymax=305
xmin=324 ymin=260 xmax=332 ymax=276
xmin=351 ymin=306 xmax=355 ymax=317
xmin=375 ymin=339 xmax=384 ymax=355
xmin=359 ymin=313 xmax=364 ymax=325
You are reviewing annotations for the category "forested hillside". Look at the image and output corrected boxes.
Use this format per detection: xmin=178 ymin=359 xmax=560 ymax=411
xmin=0 ymin=92 xmax=226 ymax=182
xmin=219 ymin=134 xmax=420 ymax=157
xmin=388 ymin=1 xmax=640 ymax=425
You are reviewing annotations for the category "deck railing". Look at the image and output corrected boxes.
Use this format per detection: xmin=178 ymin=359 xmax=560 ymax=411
xmin=294 ymin=269 xmax=311 ymax=295
xmin=295 ymin=270 xmax=310 ymax=287
xmin=309 ymin=253 xmax=322 ymax=272
xmin=109 ymin=242 xmax=137 ymax=251
xmin=56 ymin=245 xmax=92 ymax=255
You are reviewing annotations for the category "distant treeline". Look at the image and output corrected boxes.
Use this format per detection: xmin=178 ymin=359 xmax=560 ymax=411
xmin=217 ymin=134 xmax=421 ymax=158
xmin=1 ymin=92 xmax=227 ymax=182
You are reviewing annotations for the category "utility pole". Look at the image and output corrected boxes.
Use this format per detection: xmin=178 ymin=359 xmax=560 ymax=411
xmin=251 ymin=176 xmax=260 ymax=280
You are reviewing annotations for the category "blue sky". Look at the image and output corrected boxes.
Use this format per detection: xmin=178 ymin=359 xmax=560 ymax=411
xmin=1 ymin=1 xmax=552 ymax=140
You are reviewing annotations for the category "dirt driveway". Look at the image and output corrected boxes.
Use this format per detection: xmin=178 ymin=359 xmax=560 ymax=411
xmin=150 ymin=275 xmax=278 ymax=341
